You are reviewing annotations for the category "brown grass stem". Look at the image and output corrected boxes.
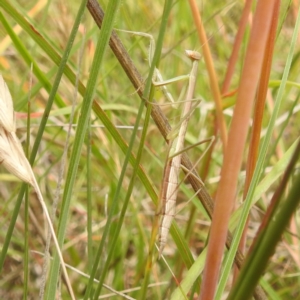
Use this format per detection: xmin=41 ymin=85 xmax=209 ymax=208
xmin=188 ymin=0 xmax=228 ymax=148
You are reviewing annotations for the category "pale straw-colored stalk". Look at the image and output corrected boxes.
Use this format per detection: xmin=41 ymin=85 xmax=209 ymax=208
xmin=0 ymin=75 xmax=75 ymax=300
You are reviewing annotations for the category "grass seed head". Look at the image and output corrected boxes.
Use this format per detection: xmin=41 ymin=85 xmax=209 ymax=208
xmin=0 ymin=76 xmax=33 ymax=184
xmin=0 ymin=75 xmax=15 ymax=133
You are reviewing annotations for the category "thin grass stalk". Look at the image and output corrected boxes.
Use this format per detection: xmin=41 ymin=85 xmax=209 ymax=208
xmin=23 ymin=189 xmax=29 ymax=299
xmin=199 ymin=2 xmax=277 ymax=299
xmin=86 ymin=118 xmax=93 ymax=272
xmin=171 ymin=201 xmax=198 ymax=294
xmin=188 ymin=0 xmax=227 ymax=148
xmin=23 ymin=89 xmax=31 ymax=300
xmin=217 ymin=2 xmax=300 ymax=298
xmin=170 ymin=246 xmax=208 ymax=300
xmin=269 ymin=92 xmax=300 ymax=162
xmin=221 ymin=0 xmax=253 ymax=94
xmin=139 ymin=111 xmax=166 ymax=298
xmin=0 ymin=177 xmax=25 ymax=274
xmin=23 ymin=183 xmax=29 ymax=300
xmin=23 ymin=71 xmax=33 ymax=300
xmin=228 ymin=138 xmax=300 ymax=299
xmin=30 ymin=177 xmax=75 ymax=300
xmin=267 ymin=1 xmax=298 ymax=164
xmin=15 ymin=67 xmax=58 ymax=111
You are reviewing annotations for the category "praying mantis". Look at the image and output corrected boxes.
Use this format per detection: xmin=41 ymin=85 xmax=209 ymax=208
xmin=117 ymin=29 xmax=202 ymax=255
xmin=157 ymin=50 xmax=201 ymax=255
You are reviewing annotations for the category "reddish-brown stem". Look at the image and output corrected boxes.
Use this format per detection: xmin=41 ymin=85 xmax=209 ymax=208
xmin=199 ymin=1 xmax=277 ymax=299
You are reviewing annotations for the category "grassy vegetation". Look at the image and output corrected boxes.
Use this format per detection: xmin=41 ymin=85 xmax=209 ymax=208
xmin=0 ymin=1 xmax=299 ymax=299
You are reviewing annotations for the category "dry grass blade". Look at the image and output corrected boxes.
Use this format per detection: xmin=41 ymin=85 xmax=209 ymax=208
xmin=0 ymin=76 xmax=15 ymax=133
xmin=0 ymin=75 xmax=75 ymax=300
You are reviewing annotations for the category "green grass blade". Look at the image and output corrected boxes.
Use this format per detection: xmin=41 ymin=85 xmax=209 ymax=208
xmin=46 ymin=1 xmax=121 ymax=298
xmin=259 ymin=277 xmax=281 ymax=300
xmin=171 ymin=248 xmax=207 ymax=300
xmin=138 ymin=1 xmax=174 ymax=298
xmin=229 ymin=136 xmax=300 ymax=228
xmin=227 ymin=139 xmax=300 ymax=300
xmin=92 ymin=101 xmax=151 ymax=299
